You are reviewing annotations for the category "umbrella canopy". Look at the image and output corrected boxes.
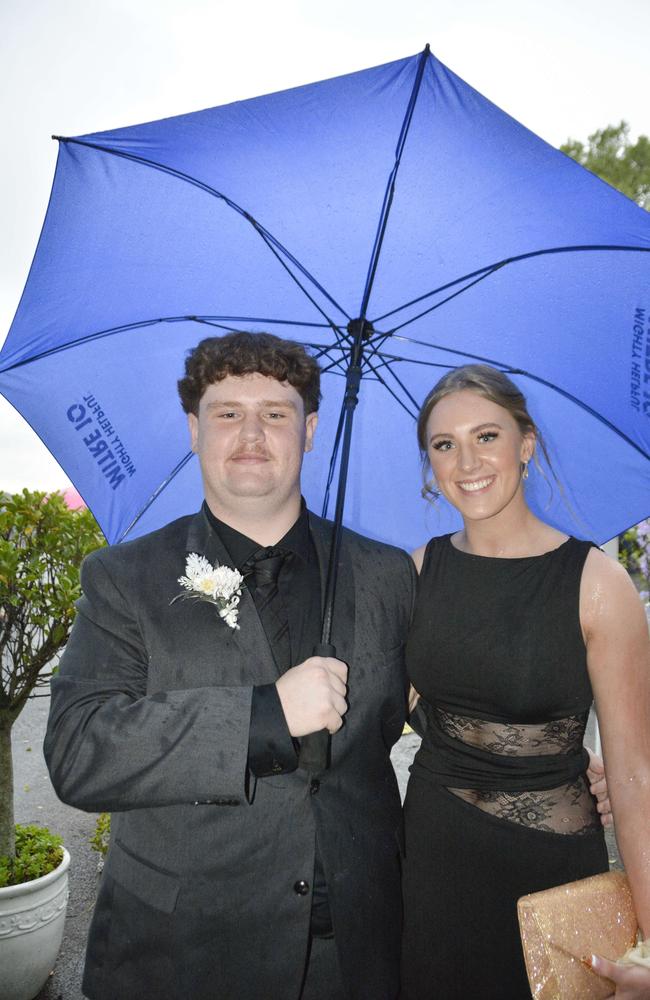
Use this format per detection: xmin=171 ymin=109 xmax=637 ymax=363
xmin=1 ymin=46 xmax=649 ymax=550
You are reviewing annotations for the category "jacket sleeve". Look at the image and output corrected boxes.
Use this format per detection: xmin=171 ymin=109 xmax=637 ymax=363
xmin=44 ymin=549 xmax=254 ymax=812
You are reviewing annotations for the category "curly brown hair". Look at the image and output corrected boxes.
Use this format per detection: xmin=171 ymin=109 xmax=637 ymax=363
xmin=178 ymin=332 xmax=321 ymax=415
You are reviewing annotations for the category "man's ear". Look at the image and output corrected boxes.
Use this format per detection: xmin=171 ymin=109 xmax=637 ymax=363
xmin=188 ymin=412 xmax=199 ymax=454
xmin=304 ymin=412 xmax=318 ymax=453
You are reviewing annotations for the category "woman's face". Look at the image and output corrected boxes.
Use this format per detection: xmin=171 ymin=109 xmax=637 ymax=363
xmin=425 ymin=389 xmax=535 ymax=523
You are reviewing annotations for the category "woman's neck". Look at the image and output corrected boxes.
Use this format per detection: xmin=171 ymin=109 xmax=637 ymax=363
xmin=455 ymin=506 xmax=566 ymax=558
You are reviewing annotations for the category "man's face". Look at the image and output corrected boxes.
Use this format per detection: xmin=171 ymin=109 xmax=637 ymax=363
xmin=188 ymin=373 xmax=318 ymax=516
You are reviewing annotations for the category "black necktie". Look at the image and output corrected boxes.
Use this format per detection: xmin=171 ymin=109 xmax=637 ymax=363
xmin=244 ymin=548 xmax=291 ymax=672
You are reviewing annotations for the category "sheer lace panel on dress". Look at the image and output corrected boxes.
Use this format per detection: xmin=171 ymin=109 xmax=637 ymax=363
xmin=436 ymin=708 xmax=600 ymax=835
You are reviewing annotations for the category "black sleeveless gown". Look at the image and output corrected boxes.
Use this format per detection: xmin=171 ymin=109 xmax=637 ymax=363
xmin=401 ymin=535 xmax=608 ymax=1000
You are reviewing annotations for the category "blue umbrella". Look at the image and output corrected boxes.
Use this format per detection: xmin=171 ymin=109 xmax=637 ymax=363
xmin=1 ymin=45 xmax=649 ymax=555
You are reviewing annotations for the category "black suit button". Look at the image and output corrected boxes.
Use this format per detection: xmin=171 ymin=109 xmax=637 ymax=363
xmin=271 ymin=761 xmax=283 ymax=774
xmin=293 ymin=880 xmax=310 ymax=896
xmin=309 ymin=779 xmax=320 ymax=795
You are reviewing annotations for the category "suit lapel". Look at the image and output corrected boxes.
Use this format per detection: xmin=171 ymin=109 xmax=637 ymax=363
xmin=185 ymin=509 xmax=280 ymax=682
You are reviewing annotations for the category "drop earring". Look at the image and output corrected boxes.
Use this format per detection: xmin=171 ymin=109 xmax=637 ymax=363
xmin=522 ymin=461 xmax=529 ymax=481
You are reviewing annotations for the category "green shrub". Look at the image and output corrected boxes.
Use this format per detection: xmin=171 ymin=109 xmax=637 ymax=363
xmin=90 ymin=813 xmax=111 ymax=857
xmin=0 ymin=824 xmax=63 ymax=888
xmin=0 ymin=490 xmax=105 ymax=862
xmin=619 ymin=520 xmax=650 ymax=604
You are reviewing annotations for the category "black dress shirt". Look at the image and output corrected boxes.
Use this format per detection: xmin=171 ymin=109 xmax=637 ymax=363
xmin=202 ymin=501 xmax=332 ymax=936
xmin=203 ymin=499 xmax=321 ymax=774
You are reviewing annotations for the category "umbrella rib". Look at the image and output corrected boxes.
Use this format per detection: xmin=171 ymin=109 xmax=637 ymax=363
xmin=195 ymin=316 xmax=351 ymax=355
xmin=318 ymin=359 xmax=350 ymax=377
xmin=0 ymin=315 xmax=338 ymax=372
xmin=0 ymin=317 xmax=169 ymax=371
xmin=362 ymin=356 xmax=419 ymax=419
xmin=357 ymin=44 xmax=430 ymax=320
xmin=244 ymin=224 xmax=352 ymax=337
xmin=510 ymin=367 xmax=650 ymax=463
xmin=371 ymin=339 xmax=650 ymax=463
xmin=117 ymin=451 xmax=196 ymax=543
xmin=308 ymin=346 xmax=350 ymax=377
xmin=385 ymin=266 xmax=505 ymax=334
xmin=368 ymin=346 xmax=476 ymax=367
xmin=362 ymin=329 xmax=408 ymax=366
xmin=53 ymin=135 xmax=351 ymax=322
xmin=364 ymin=353 xmax=422 ymax=414
xmin=372 ymin=244 xmax=650 ymax=327
xmin=195 ymin=316 xmax=332 ymax=329
xmin=197 ymin=322 xmax=353 ymax=367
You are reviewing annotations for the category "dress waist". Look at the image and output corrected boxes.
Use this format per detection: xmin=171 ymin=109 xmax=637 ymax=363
xmin=414 ymin=706 xmax=589 ymax=792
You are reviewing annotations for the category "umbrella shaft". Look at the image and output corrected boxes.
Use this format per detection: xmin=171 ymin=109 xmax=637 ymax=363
xmin=321 ymin=360 xmax=362 ymax=644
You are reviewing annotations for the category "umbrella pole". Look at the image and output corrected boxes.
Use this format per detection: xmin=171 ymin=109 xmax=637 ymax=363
xmin=299 ymin=324 xmax=369 ymax=773
xmin=301 ymin=46 xmax=431 ymax=771
xmin=320 ymin=335 xmax=365 ymax=644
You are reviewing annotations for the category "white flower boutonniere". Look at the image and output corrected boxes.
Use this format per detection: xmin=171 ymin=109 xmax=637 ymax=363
xmin=172 ymin=553 xmax=244 ymax=630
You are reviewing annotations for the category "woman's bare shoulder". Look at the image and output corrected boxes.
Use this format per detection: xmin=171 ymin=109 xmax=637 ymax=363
xmin=581 ymin=545 xmax=646 ymax=633
xmin=582 ymin=544 xmax=635 ymax=588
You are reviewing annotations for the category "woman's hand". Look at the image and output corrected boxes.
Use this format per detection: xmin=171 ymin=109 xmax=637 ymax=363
xmin=590 ymin=953 xmax=650 ymax=998
xmin=585 ymin=747 xmax=613 ymax=827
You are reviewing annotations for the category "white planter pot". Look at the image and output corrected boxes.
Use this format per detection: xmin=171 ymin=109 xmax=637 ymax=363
xmin=0 ymin=847 xmax=70 ymax=1000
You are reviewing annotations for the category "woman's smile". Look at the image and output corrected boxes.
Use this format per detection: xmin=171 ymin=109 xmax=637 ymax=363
xmin=456 ymin=475 xmax=496 ymax=494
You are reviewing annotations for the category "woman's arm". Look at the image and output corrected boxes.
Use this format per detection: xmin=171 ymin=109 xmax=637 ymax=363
xmin=582 ymin=549 xmax=650 ymax=931
xmin=581 ymin=548 xmax=650 ymax=994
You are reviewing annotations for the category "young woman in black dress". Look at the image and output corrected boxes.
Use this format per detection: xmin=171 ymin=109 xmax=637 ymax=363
xmin=401 ymin=365 xmax=650 ymax=999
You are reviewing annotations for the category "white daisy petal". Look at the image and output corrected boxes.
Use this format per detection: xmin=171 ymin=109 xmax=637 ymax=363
xmin=177 ymin=554 xmax=242 ymax=629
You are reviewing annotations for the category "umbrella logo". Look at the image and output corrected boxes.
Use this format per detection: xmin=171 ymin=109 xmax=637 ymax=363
xmin=631 ymin=306 xmax=650 ymax=415
xmin=66 ymin=395 xmax=136 ymax=490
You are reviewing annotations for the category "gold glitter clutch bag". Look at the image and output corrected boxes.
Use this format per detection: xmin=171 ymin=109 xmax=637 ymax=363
xmin=517 ymin=870 xmax=638 ymax=999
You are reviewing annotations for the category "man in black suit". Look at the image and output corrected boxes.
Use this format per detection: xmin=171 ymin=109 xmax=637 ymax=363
xmin=45 ymin=331 xmax=416 ymax=1000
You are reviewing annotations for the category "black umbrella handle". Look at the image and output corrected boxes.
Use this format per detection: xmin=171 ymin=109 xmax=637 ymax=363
xmin=297 ymin=642 xmax=336 ymax=773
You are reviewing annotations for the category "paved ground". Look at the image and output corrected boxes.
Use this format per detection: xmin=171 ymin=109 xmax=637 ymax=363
xmin=13 ymin=695 xmax=98 ymax=1000
xmin=13 ymin=699 xmax=620 ymax=999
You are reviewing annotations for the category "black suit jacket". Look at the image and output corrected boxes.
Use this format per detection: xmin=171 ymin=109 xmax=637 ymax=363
xmin=44 ymin=508 xmax=416 ymax=1000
